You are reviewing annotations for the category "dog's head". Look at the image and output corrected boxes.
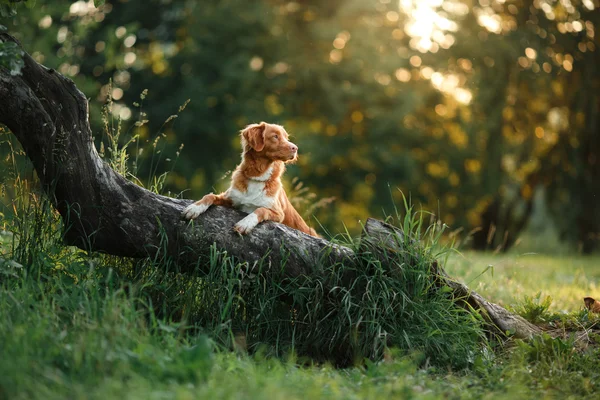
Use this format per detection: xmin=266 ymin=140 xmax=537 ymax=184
xmin=241 ymin=122 xmax=298 ymax=162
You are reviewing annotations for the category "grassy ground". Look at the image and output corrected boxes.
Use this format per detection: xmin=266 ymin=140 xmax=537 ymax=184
xmin=2 ymin=227 xmax=600 ymax=399
xmin=448 ymin=251 xmax=600 ymax=313
xmin=1 ymin=191 xmax=600 ymax=399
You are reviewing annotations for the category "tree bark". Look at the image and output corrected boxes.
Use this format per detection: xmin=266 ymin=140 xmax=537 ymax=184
xmin=0 ymin=33 xmax=541 ymax=340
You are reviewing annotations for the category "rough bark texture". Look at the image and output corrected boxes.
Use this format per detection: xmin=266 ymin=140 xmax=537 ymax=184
xmin=0 ymin=33 xmax=541 ymax=340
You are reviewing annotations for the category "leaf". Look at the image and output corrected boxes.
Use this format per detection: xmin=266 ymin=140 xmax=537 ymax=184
xmin=94 ymin=0 xmax=105 ymax=7
xmin=439 ymin=285 xmax=453 ymax=294
xmin=178 ymin=98 xmax=191 ymax=112
xmin=0 ymin=4 xmax=17 ymax=18
xmin=0 ymin=41 xmax=24 ymax=76
xmin=6 ymin=260 xmax=23 ymax=269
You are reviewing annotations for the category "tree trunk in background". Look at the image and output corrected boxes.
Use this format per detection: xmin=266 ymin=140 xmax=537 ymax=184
xmin=535 ymin=50 xmax=600 ymax=253
xmin=576 ymin=61 xmax=600 ymax=253
xmin=0 ymin=33 xmax=545 ymax=341
xmin=471 ymin=65 xmax=510 ymax=251
xmin=471 ymin=3 xmax=540 ymax=252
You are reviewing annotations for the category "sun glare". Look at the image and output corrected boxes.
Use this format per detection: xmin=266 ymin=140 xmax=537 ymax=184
xmin=399 ymin=0 xmax=467 ymax=53
xmin=397 ymin=0 xmax=473 ymax=104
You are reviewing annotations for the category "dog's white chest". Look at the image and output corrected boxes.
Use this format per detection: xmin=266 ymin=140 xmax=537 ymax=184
xmin=227 ymin=167 xmax=275 ymax=213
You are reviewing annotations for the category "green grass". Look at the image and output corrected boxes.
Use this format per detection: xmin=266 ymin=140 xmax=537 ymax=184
xmin=1 ymin=253 xmax=599 ymax=400
xmin=2 ymin=196 xmax=600 ymax=399
xmin=448 ymin=251 xmax=600 ymax=313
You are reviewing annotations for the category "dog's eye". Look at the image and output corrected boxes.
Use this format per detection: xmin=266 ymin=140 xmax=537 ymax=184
xmin=273 ymin=134 xmax=278 ymax=140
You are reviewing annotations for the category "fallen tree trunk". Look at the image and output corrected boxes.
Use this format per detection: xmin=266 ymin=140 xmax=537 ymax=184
xmin=0 ymin=33 xmax=540 ymax=340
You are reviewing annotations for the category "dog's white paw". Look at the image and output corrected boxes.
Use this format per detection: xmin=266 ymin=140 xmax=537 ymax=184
xmin=233 ymin=213 xmax=259 ymax=235
xmin=182 ymin=203 xmax=210 ymax=219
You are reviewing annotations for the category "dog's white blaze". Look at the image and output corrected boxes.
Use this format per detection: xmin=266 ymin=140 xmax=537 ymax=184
xmin=227 ymin=167 xmax=275 ymax=214
xmin=234 ymin=212 xmax=259 ymax=233
xmin=183 ymin=203 xmax=210 ymax=219
xmin=249 ymin=166 xmax=273 ymax=182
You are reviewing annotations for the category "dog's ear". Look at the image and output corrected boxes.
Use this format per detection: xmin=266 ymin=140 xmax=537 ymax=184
xmin=241 ymin=122 xmax=266 ymax=152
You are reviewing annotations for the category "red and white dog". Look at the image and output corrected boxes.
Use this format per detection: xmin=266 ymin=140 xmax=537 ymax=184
xmin=182 ymin=122 xmax=318 ymax=237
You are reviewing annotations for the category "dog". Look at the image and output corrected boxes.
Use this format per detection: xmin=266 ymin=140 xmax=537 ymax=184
xmin=182 ymin=122 xmax=318 ymax=237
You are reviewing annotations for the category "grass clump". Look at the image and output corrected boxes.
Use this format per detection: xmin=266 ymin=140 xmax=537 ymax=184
xmin=511 ymin=292 xmax=554 ymax=324
xmin=131 ymin=205 xmax=488 ymax=368
xmin=0 ymin=188 xmax=213 ymax=399
xmin=0 ymin=272 xmax=213 ymax=398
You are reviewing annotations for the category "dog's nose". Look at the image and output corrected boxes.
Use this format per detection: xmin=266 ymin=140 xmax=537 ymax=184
xmin=290 ymin=144 xmax=298 ymax=152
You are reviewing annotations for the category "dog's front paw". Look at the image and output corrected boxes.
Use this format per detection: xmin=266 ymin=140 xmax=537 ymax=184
xmin=233 ymin=213 xmax=259 ymax=235
xmin=182 ymin=203 xmax=210 ymax=219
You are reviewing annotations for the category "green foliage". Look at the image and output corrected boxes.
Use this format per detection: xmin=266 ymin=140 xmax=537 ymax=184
xmin=0 ymin=0 xmax=34 ymax=18
xmin=0 ymin=40 xmax=23 ymax=75
xmin=3 ymin=0 xmax=600 ymax=251
xmin=0 ymin=269 xmax=214 ymax=397
xmin=516 ymin=333 xmax=576 ymax=364
xmin=511 ymin=292 xmax=554 ymax=324
xmin=0 ymin=0 xmax=33 ymax=72
xmin=96 ymin=84 xmax=186 ymax=196
xmin=0 ymin=181 xmax=213 ymax=398
xmin=446 ymin=252 xmax=600 ymax=312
